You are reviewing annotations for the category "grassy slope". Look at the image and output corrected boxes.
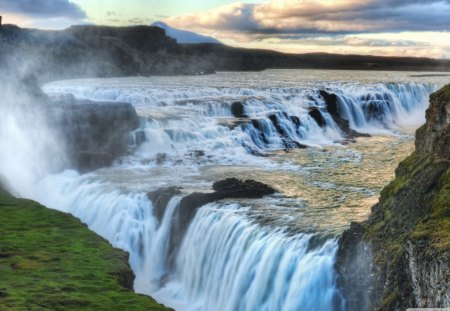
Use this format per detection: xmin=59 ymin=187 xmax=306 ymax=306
xmin=0 ymin=191 xmax=170 ymax=311
xmin=366 ymin=151 xmax=450 ymax=253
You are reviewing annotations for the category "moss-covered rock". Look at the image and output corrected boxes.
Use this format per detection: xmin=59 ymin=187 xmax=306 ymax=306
xmin=336 ymin=83 xmax=450 ymax=310
xmin=0 ymin=190 xmax=171 ymax=311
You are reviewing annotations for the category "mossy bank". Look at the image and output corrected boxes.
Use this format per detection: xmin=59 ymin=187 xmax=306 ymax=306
xmin=0 ymin=189 xmax=171 ymax=310
xmin=336 ymin=84 xmax=450 ymax=310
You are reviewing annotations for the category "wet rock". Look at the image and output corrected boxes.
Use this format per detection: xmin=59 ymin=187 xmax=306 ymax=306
xmin=251 ymin=119 xmax=264 ymax=132
xmin=319 ymin=90 xmax=339 ymax=115
xmin=268 ymin=114 xmax=289 ymax=138
xmin=335 ymin=117 xmax=371 ymax=140
xmin=290 ymin=115 xmax=301 ymax=128
xmin=231 ymin=101 xmax=247 ymax=118
xmin=168 ymin=179 xmax=275 ymax=264
xmin=248 ymin=116 xmax=307 ymax=150
xmin=251 ymin=119 xmax=269 ymax=144
xmin=309 ymin=107 xmax=326 ymax=127
xmin=147 ymin=187 xmax=182 ymax=222
xmin=335 ymin=222 xmax=374 ymax=311
xmin=319 ymin=90 xmax=370 ymax=139
xmin=242 ymin=143 xmax=270 ymax=157
xmin=149 ymin=178 xmax=276 ymax=268
xmin=212 ymin=178 xmax=276 ymax=198
xmin=283 ymin=139 xmax=308 ymax=149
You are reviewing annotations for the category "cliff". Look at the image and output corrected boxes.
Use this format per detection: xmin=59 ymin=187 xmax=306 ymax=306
xmin=336 ymin=84 xmax=450 ymax=310
xmin=0 ymin=187 xmax=171 ymax=310
xmin=45 ymin=95 xmax=140 ymax=172
xmin=0 ymin=24 xmax=450 ymax=85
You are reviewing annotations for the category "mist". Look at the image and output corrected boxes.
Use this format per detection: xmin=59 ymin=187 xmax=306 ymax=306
xmin=0 ymin=71 xmax=68 ymax=197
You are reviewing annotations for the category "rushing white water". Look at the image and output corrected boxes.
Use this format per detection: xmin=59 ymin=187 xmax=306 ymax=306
xmin=35 ymin=171 xmax=343 ymax=311
xmin=3 ymin=70 xmax=448 ymax=310
xmin=160 ymin=204 xmax=343 ymax=311
xmin=44 ymin=77 xmax=436 ymax=163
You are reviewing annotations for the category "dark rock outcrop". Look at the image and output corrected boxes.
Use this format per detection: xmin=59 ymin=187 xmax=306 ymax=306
xmin=212 ymin=178 xmax=276 ymax=197
xmin=47 ymin=96 xmax=140 ymax=172
xmin=148 ymin=178 xmax=275 ymax=267
xmin=267 ymin=114 xmax=308 ymax=149
xmin=319 ymin=90 xmax=370 ymax=139
xmin=231 ymin=101 xmax=247 ymax=118
xmin=174 ymin=178 xmax=275 ymax=249
xmin=309 ymin=107 xmax=326 ymax=127
xmin=147 ymin=187 xmax=182 ymax=222
xmin=336 ymin=84 xmax=450 ymax=310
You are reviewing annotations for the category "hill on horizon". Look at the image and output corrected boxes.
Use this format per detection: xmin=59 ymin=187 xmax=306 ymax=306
xmin=151 ymin=21 xmax=222 ymax=45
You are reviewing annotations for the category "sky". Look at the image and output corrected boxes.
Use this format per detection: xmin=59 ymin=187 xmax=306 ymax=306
xmin=1 ymin=0 xmax=450 ymax=58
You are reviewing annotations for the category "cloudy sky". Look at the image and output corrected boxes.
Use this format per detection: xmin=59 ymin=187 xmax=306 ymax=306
xmin=1 ymin=0 xmax=450 ymax=58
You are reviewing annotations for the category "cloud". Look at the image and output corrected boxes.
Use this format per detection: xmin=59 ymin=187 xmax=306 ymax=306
xmin=166 ymin=0 xmax=450 ymax=57
xmin=0 ymin=0 xmax=87 ymax=29
xmin=240 ymin=33 xmax=450 ymax=58
xmin=168 ymin=0 xmax=450 ymax=35
xmin=0 ymin=0 xmax=86 ymax=19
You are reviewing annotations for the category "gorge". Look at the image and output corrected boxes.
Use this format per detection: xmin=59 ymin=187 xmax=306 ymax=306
xmin=0 ymin=24 xmax=449 ymax=311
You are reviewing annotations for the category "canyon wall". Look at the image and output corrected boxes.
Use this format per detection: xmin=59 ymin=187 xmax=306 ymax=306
xmin=336 ymin=84 xmax=450 ymax=310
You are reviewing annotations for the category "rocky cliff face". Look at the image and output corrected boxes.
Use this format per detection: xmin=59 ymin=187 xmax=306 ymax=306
xmin=336 ymin=84 xmax=450 ymax=310
xmin=1 ymin=24 xmax=450 ymax=86
xmin=46 ymin=95 xmax=140 ymax=172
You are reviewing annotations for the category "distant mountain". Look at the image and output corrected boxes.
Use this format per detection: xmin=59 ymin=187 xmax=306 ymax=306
xmin=151 ymin=21 xmax=222 ymax=45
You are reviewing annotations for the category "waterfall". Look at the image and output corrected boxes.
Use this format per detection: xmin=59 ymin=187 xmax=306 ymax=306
xmin=44 ymin=80 xmax=436 ymax=160
xmin=161 ymin=203 xmax=343 ymax=311
xmin=34 ymin=172 xmax=343 ymax=311
xmin=5 ymin=72 xmax=440 ymax=311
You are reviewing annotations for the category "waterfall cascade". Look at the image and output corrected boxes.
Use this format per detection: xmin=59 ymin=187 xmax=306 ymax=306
xmin=4 ymin=71 xmax=443 ymax=311
xmin=43 ymin=80 xmax=436 ymax=164
xmin=36 ymin=172 xmax=343 ymax=311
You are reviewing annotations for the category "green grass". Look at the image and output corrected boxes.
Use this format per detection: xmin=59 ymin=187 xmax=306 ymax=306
xmin=0 ymin=192 xmax=171 ymax=311
xmin=412 ymin=168 xmax=450 ymax=250
xmin=432 ymin=83 xmax=450 ymax=99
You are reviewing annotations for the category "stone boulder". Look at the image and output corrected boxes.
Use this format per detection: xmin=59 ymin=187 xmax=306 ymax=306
xmin=212 ymin=178 xmax=276 ymax=198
